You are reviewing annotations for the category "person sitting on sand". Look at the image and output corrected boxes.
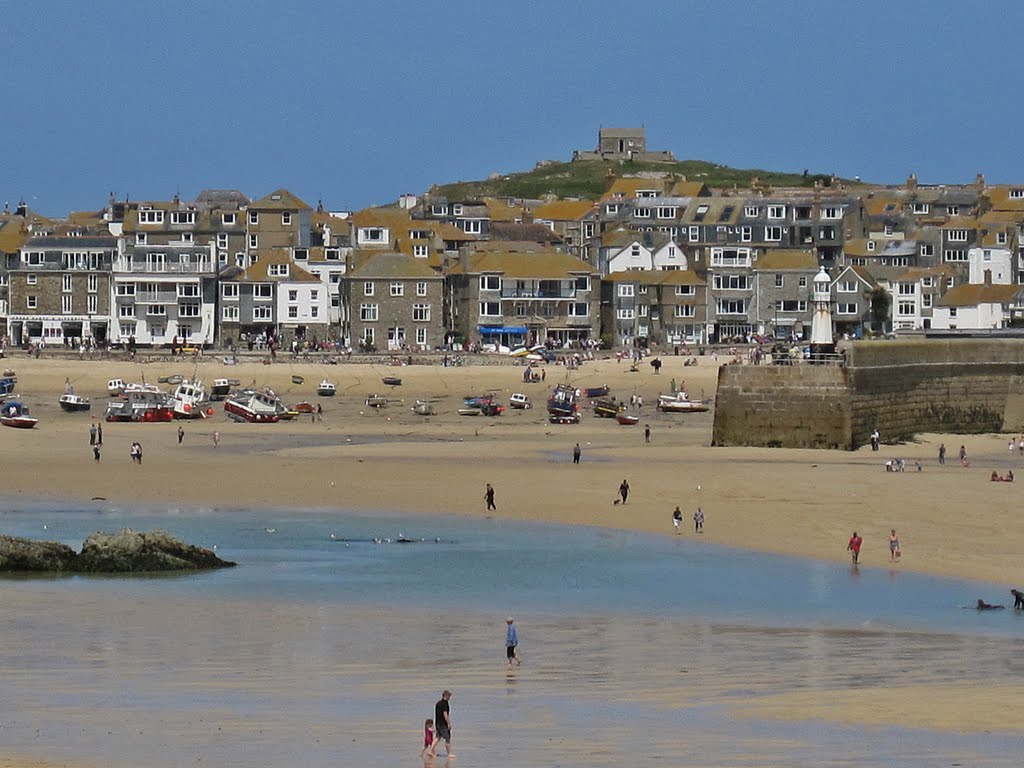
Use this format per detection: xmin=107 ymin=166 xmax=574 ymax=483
xmin=992 ymin=471 xmax=1000 ymax=482
xmin=1009 ymin=470 xmax=1015 ymax=482
xmin=976 ymin=599 xmax=1005 ymax=610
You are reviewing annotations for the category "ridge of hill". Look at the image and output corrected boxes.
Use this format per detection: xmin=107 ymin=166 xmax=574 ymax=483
xmin=430 ymin=158 xmax=855 ymax=201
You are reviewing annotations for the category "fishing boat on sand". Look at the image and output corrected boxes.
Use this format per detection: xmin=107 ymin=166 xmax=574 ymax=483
xmin=59 ymin=393 xmax=91 ymax=412
xmin=317 ymin=380 xmax=337 ymax=396
xmin=104 ymin=388 xmax=174 ymax=423
xmin=412 ymin=400 xmax=436 ymax=416
xmin=509 ymin=393 xmax=531 ymax=409
xmin=223 ymin=388 xmax=288 ymax=423
xmin=293 ymin=401 xmax=315 ymax=414
xmin=656 ymin=392 xmax=711 ymax=413
xmin=169 ymin=380 xmax=213 ymax=419
xmin=1 ymin=401 xmax=37 ymax=428
xmin=616 ymin=412 xmax=640 ymax=425
xmin=382 ymin=376 xmax=402 ymax=387
xmin=209 ymin=378 xmax=239 ymax=400
xmin=0 ymin=375 xmax=17 ymax=396
xmin=364 ymin=394 xmax=389 ymax=408
xmin=592 ymin=397 xmax=621 ymax=418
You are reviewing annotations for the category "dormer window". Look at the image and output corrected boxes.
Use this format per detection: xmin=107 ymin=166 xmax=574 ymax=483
xmin=431 ymin=204 xmax=448 ymax=216
xmin=744 ymin=205 xmax=759 ymax=217
xmin=452 ymin=205 xmax=463 ymax=216
xmin=1011 ymin=189 xmax=1024 ymax=199
xmin=222 ymin=213 xmax=237 ymax=225
xmin=268 ymin=263 xmax=289 ymax=277
xmin=138 ymin=209 xmax=164 ymax=225
xmin=294 ymin=248 xmax=308 ymax=260
xmin=170 ymin=211 xmax=195 ymax=225
xmin=867 ymin=241 xmax=876 ymax=252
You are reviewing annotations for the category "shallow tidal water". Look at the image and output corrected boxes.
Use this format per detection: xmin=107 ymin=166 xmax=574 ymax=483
xmin=0 ymin=501 xmax=1022 ymax=767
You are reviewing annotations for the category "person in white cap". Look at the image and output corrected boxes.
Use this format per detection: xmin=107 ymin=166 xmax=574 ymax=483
xmin=505 ymin=617 xmax=520 ymax=669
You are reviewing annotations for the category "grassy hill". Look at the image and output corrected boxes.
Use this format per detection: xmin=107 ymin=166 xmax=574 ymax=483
xmin=431 ymin=158 xmax=848 ymax=201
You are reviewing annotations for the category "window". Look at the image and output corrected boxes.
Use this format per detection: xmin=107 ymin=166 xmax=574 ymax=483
xmin=118 ymin=304 xmax=135 ymax=318
xmin=765 ymin=226 xmax=783 ymax=241
xmin=120 ymin=322 xmax=136 ymax=337
xmin=364 ymin=282 xmax=374 ymax=296
xmin=452 ymin=204 xmax=463 ymax=216
xmin=713 ymin=274 xmax=749 ymax=290
xmin=674 ymin=305 xmax=695 ymax=318
xmin=949 ymin=307 xmax=958 ymax=317
xmin=253 ymin=284 xmax=273 ymax=299
xmin=897 ymin=283 xmax=916 ymax=295
xmin=884 ymin=224 xmax=894 ymax=236
xmin=268 ymin=263 xmax=290 ymax=277
xmin=138 ymin=209 xmax=164 ymax=224
xmin=780 ymin=300 xmax=807 ymax=312
xmin=514 ymin=302 xmax=526 ymax=317
xmin=946 ymin=206 xmax=959 ymax=216
xmin=222 ymin=305 xmax=239 ymax=321
xmin=819 ymin=226 xmax=836 ymax=240
xmin=479 ymin=275 xmax=501 ymax=291
xmin=605 ymin=203 xmax=620 ymax=215
xmin=798 ymin=276 xmax=807 ymax=287
xmin=947 ymin=229 xmax=969 ymax=242
xmin=616 ymin=309 xmax=635 ymax=320
xmin=62 ymin=295 xmax=72 ymax=313
xmin=867 ymin=241 xmax=876 ymax=252
xmin=217 ymin=233 xmax=229 ymax=249
xmin=148 ymin=304 xmax=166 ymax=316
xmin=223 ymin=213 xmax=236 ymax=226
xmin=253 ymin=305 xmax=272 ymax=320
xmin=464 ymin=220 xmax=482 ymax=234
xmin=249 ymin=211 xmax=259 ymax=225
xmin=62 ymin=274 xmax=73 ymax=292
xmin=568 ymin=302 xmax=589 ymax=317
xmin=693 ymin=205 xmax=710 ymax=222
xmin=921 ymin=243 xmax=935 ymax=257
xmin=390 ymin=282 xmax=404 ymax=297
xmin=248 ymin=234 xmax=258 ymax=249
xmin=281 ymin=212 xmax=292 ymax=226
xmin=944 ymin=249 xmax=967 ymax=262
xmin=24 ymin=252 xmax=44 ymax=266
xmin=177 ymin=283 xmax=200 ymax=297
xmin=288 ymin=306 xmax=298 ymax=319
xmin=325 ymin=248 xmax=340 ymax=260
xmin=740 ymin=226 xmax=752 ymax=242
xmin=170 ymin=211 xmax=195 ymax=225
xmin=630 ymin=244 xmax=642 ymax=258
xmin=998 ymin=232 xmax=1008 ymax=245
xmin=413 ymin=304 xmax=431 ymax=321
xmin=416 ymin=327 xmax=428 ymax=346
xmin=222 ymin=284 xmax=239 ymax=299
xmin=136 ymin=232 xmax=148 ymax=245
xmin=413 ymin=244 xmax=429 ymax=258
xmin=767 ymin=205 xmax=786 ymax=219
xmin=288 ymin=290 xmax=298 ymax=302
xmin=362 ymin=327 xmax=375 ymax=345
xmin=634 ymin=207 xmax=651 ymax=219
xmin=617 ymin=284 xmax=635 ymax=297
xmin=913 ymin=202 xmax=929 ymax=214
xmin=416 ymin=281 xmax=428 ymax=297
xmin=179 ymin=303 xmax=200 ymax=317
xmin=838 ymin=280 xmax=858 ymax=293
xmin=479 ymin=302 xmax=500 ymax=317
xmin=775 ymin=274 xmax=784 ymax=288
xmin=575 ymin=276 xmax=590 ymax=291
xmin=674 ymin=285 xmax=695 ymax=296
xmin=897 ymin=301 xmax=916 ymax=316
xmin=1010 ymin=189 xmax=1024 ymax=199
xmin=837 ymin=303 xmax=857 ymax=315
xmin=822 ymin=207 xmax=842 ymax=219
xmin=744 ymin=205 xmax=759 ymax=217
xmin=716 ymin=299 xmax=746 ymax=314
xmin=431 ymin=204 xmax=448 ymax=216
xmin=638 ymin=304 xmax=648 ymax=318
xmin=360 ymin=304 xmax=379 ymax=322
xmin=689 ymin=226 xmax=700 ymax=242
xmin=87 ymin=295 xmax=97 ymax=314
xmin=922 ymin=294 xmax=933 ymax=308
xmin=638 ymin=284 xmax=648 ymax=295
xmin=983 ymin=249 xmax=992 ymax=261
xmin=27 ymin=273 xmax=37 ymax=285
xmin=311 ymin=306 xmax=318 ymax=318
xmin=310 ymin=289 xmax=318 ymax=301
xmin=657 ymin=206 xmax=677 ymax=219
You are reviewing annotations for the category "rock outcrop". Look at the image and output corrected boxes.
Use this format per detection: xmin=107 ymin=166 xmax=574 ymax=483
xmin=0 ymin=529 xmax=236 ymax=573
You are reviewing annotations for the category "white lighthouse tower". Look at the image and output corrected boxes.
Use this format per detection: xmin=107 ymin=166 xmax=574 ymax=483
xmin=809 ymin=266 xmax=834 ymax=349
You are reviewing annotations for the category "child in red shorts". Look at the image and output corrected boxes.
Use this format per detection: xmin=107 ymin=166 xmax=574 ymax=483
xmin=419 ymin=718 xmax=434 ymax=758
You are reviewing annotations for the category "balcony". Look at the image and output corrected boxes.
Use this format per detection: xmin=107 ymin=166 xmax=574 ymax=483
xmin=135 ymin=291 xmax=177 ymax=304
xmin=499 ymin=288 xmax=576 ymax=299
xmin=114 ymin=260 xmax=211 ymax=274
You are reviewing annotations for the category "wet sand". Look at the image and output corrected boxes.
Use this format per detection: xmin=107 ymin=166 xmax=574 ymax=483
xmin=2 ymin=353 xmax=1024 ymax=766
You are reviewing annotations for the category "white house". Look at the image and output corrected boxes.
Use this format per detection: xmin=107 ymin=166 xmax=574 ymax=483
xmin=932 ymin=283 xmax=1024 ymax=330
xmin=967 ymin=245 xmax=1013 ymax=285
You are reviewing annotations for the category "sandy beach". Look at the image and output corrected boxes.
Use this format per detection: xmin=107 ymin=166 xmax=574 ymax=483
xmin=3 ymin=352 xmax=1023 ymax=586
xmin=3 ymin=351 xmax=1024 ymax=768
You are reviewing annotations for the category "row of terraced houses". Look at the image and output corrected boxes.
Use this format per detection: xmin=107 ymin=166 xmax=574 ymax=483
xmin=4 ymin=134 xmax=1024 ymax=350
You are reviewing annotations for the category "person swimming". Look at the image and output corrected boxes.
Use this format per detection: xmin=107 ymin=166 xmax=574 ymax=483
xmin=976 ymin=599 xmax=1006 ymax=610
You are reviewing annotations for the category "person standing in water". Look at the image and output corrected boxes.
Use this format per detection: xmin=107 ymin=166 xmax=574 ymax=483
xmin=505 ymin=617 xmax=521 ymax=669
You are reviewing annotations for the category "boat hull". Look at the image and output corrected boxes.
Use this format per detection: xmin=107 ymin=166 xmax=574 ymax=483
xmin=59 ymin=396 xmax=91 ymax=412
xmin=223 ymin=400 xmax=280 ymax=423
xmin=1 ymin=416 xmax=37 ymax=428
xmin=616 ymin=413 xmax=640 ymax=425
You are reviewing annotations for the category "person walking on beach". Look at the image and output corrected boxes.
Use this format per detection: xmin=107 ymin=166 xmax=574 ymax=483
xmin=428 ymin=690 xmax=453 ymax=759
xmin=93 ymin=445 xmax=101 ymax=463
xmin=89 ymin=421 xmax=97 ymax=446
xmin=938 ymin=443 xmax=946 ymax=465
xmin=889 ymin=529 xmax=901 ymax=561
xmin=316 ymin=403 xmax=323 ymax=422
xmin=959 ymin=445 xmax=968 ymax=467
xmin=870 ymin=428 xmax=880 ymax=451
xmin=618 ymin=479 xmax=630 ymax=505
xmin=694 ymin=507 xmax=704 ymax=533
xmin=847 ymin=531 xmax=863 ymax=565
xmin=177 ymin=425 xmax=184 ymax=445
xmin=505 ymin=617 xmax=521 ymax=669
xmin=97 ymin=423 xmax=102 ymax=446
xmin=672 ymin=506 xmax=682 ymax=533
xmin=644 ymin=424 xmax=651 ymax=444
xmin=213 ymin=431 xmax=220 ymax=448
xmin=485 ymin=483 xmax=496 ymax=511
xmin=419 ymin=718 xmax=435 ymax=759
xmin=573 ymin=442 xmax=581 ymax=464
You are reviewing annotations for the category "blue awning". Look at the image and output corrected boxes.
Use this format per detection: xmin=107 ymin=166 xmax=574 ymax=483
xmin=479 ymin=326 xmax=528 ymax=335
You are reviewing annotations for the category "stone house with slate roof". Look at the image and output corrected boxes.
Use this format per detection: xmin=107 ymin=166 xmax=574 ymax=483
xmin=343 ymin=251 xmax=444 ymax=351
xmin=932 ymin=282 xmax=1024 ymax=330
xmin=448 ymin=250 xmax=600 ymax=348
xmin=753 ymin=249 xmax=818 ymax=340
xmin=602 ymin=269 xmax=706 ymax=347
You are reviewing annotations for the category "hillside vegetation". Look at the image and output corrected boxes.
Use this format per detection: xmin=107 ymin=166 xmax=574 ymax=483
xmin=431 ymin=158 xmax=849 ymax=201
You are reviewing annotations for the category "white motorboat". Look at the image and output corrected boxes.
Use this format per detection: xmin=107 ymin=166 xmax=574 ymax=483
xmin=656 ymin=392 xmax=711 ymax=413
xmin=169 ymin=379 xmax=212 ymax=419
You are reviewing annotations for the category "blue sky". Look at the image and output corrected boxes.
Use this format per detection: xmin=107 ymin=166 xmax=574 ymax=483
xmin=2 ymin=1 xmax=1021 ymax=216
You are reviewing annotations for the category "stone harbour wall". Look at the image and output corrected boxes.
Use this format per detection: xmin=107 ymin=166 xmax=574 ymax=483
xmin=712 ymin=339 xmax=1024 ymax=450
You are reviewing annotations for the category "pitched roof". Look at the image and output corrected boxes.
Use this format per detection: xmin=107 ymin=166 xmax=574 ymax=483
xmin=482 ymin=197 xmax=541 ymax=222
xmin=450 ymin=251 xmax=596 ymax=278
xmin=489 ymin=222 xmax=563 ymax=243
xmin=603 ymin=269 xmax=704 ymax=286
xmin=533 ymin=200 xmax=594 ymax=221
xmin=240 ymin=250 xmax=319 ymax=282
xmin=937 ymin=283 xmax=1024 ymax=307
xmin=0 ymin=220 xmax=29 ymax=253
xmin=249 ymin=189 xmax=312 ymax=211
xmin=348 ymin=251 xmax=441 ymax=279
xmin=599 ymin=178 xmax=668 ymax=201
xmin=668 ymin=180 xmax=711 ymax=197
xmin=757 ymin=249 xmax=818 ymax=270
xmin=196 ymin=189 xmax=250 ymax=207
xmin=985 ymin=186 xmax=1024 ymax=212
